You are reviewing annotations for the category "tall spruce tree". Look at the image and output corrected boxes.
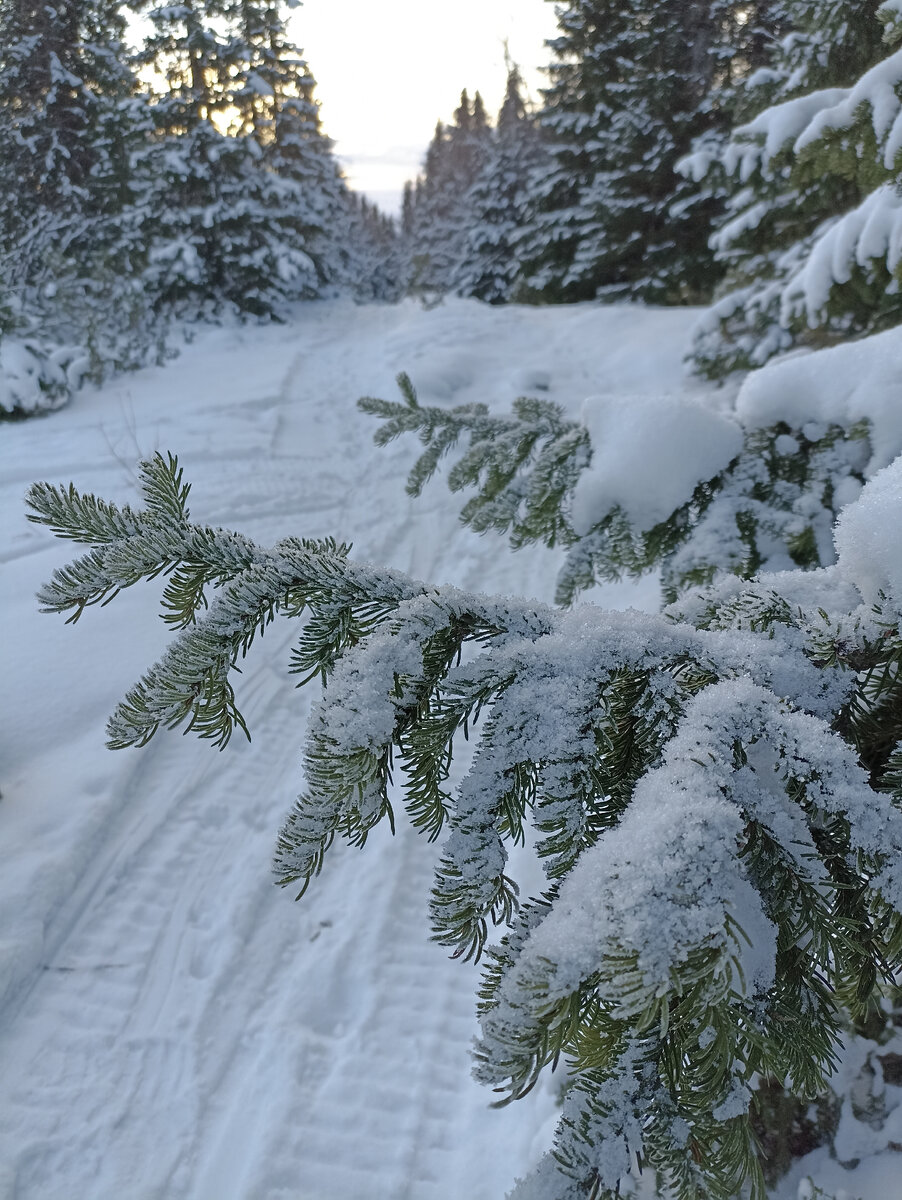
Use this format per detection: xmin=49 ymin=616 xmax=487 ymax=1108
xmin=514 ymin=1 xmax=632 ymax=302
xmin=450 ymin=63 xmax=548 ymax=304
xmin=405 ymin=119 xmax=447 ymax=294
xmin=575 ymin=0 xmax=721 ymax=302
xmin=344 ymin=193 xmax=403 ymax=302
xmin=519 ymin=0 xmax=732 ymax=304
xmin=405 ymin=91 xmax=494 ymax=294
xmin=131 ymin=0 xmax=341 ymax=316
xmin=0 ymin=0 xmax=152 ymax=405
xmin=0 ymin=0 xmax=135 ymax=272
xmin=128 ymin=0 xmax=248 ymax=313
xmin=228 ymin=0 xmax=352 ymax=294
xmin=685 ymin=0 xmax=901 ymax=375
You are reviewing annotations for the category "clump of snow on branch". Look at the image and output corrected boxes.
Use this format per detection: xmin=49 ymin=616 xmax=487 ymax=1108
xmin=781 ymin=187 xmax=902 ymax=325
xmin=736 ymin=324 xmax=902 ymax=472
xmin=570 ymin=394 xmax=742 ymax=534
xmin=681 ymin=47 xmax=902 ymax=183
xmin=835 ymin=456 xmax=902 ymax=606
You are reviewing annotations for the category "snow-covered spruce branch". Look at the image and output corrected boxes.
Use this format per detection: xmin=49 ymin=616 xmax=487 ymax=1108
xmin=359 ymin=371 xmax=589 ymax=551
xmin=26 ymin=452 xmax=416 ymax=746
xmin=27 ymin=452 xmax=902 ymax=1199
xmin=679 ymin=1 xmax=902 ymax=376
xmin=360 ymin=373 xmax=874 ymax=603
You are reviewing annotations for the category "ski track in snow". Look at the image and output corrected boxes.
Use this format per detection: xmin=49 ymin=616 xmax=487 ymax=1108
xmin=0 ymin=300 xmax=703 ymax=1200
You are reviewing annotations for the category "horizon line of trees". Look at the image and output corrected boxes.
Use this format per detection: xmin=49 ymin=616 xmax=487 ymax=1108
xmin=401 ymin=0 xmax=902 ymax=375
xmin=3 ymin=0 xmax=902 ymax=418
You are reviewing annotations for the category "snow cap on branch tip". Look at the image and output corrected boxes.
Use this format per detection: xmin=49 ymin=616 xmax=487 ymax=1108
xmin=571 ymin=394 xmax=742 ymax=534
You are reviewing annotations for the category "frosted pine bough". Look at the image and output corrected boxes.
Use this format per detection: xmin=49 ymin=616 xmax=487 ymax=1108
xmin=363 ymin=331 xmax=902 ymax=606
xmin=26 ymin=370 xmax=902 ymax=1195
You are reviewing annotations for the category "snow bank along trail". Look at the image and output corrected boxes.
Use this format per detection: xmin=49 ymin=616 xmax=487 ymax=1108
xmin=0 ymin=299 xmax=701 ymax=1199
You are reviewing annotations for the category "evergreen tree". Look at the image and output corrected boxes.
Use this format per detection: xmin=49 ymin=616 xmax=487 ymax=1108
xmin=345 ymin=194 xmax=403 ymax=302
xmin=406 ymin=91 xmax=494 ymax=294
xmin=514 ymin=1 xmax=632 ymax=302
xmin=405 ymin=120 xmax=447 ymax=295
xmin=0 ymin=0 xmax=152 ymax=395
xmin=401 ymin=180 xmax=415 ymax=239
xmin=131 ymin=0 xmax=341 ymax=316
xmin=450 ymin=63 xmax=548 ymax=303
xmin=520 ymin=0 xmax=735 ymax=304
xmin=685 ymin=0 xmax=901 ymax=375
xmin=229 ymin=2 xmax=354 ymax=294
xmin=453 ymin=88 xmax=491 ymax=184
xmin=396 ymin=179 xmax=417 ymax=293
xmin=580 ymin=0 xmax=722 ymax=301
xmin=265 ymin=78 xmax=352 ymax=298
xmin=0 ymin=0 xmax=135 ymax=268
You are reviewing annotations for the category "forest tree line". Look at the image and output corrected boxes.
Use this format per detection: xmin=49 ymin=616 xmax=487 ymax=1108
xmin=0 ymin=0 xmax=394 ymax=410
xmin=1 ymin=0 xmax=901 ymax=415
xmin=405 ymin=1 xmax=902 ymax=376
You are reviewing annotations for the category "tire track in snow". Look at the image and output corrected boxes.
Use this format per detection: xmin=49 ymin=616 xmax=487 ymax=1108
xmin=0 ymin=629 xmax=548 ymax=1199
xmin=0 ymin=630 xmax=309 ymax=1198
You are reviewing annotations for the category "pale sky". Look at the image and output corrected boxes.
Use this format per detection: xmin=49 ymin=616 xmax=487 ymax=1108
xmin=289 ymin=0 xmax=560 ymax=213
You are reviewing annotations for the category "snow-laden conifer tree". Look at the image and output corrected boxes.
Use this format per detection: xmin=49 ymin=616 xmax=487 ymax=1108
xmin=683 ymin=0 xmax=902 ymax=375
xmin=0 ymin=0 xmax=144 ymax=412
xmin=131 ymin=0 xmax=342 ymax=317
xmin=514 ymin=1 xmax=632 ymax=302
xmin=0 ymin=0 xmax=133 ymax=267
xmin=345 ymin=194 xmax=403 ymax=302
xmin=450 ymin=64 xmax=548 ymax=304
xmin=227 ymin=0 xmax=357 ymax=296
xmin=520 ymin=0 xmax=740 ymax=304
xmin=405 ymin=91 xmax=494 ymax=295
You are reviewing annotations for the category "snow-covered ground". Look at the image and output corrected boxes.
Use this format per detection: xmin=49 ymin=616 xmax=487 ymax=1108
xmin=0 ymin=299 xmax=888 ymax=1200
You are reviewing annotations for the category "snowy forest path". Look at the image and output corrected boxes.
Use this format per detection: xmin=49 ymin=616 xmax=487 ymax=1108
xmin=0 ymin=299 xmax=699 ymax=1200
